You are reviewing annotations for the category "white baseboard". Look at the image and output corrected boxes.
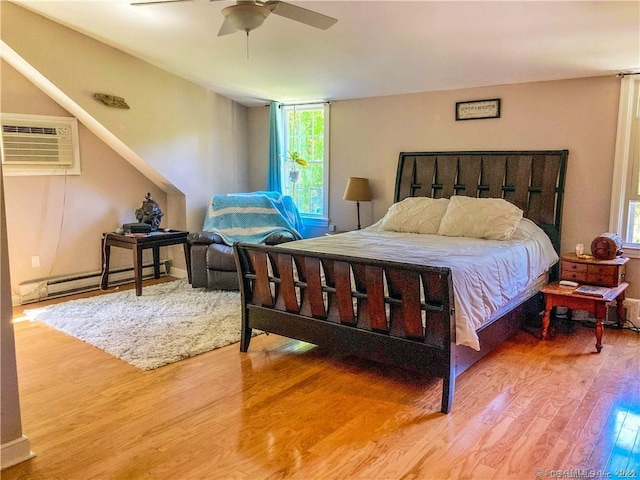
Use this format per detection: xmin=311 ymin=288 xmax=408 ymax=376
xmin=1 ymin=435 xmax=35 ymax=470
xmin=623 ymin=297 xmax=640 ymax=327
xmin=169 ymin=266 xmax=188 ymax=279
xmin=15 ymin=261 xmax=170 ymax=305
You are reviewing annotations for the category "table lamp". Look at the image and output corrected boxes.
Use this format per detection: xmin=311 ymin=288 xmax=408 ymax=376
xmin=343 ymin=177 xmax=372 ymax=229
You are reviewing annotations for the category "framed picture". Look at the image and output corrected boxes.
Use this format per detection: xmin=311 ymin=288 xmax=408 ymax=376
xmin=455 ymin=98 xmax=501 ymax=121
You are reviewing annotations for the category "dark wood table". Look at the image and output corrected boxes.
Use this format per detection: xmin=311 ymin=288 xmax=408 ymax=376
xmin=540 ymin=281 xmax=629 ymax=353
xmin=101 ymin=229 xmax=191 ymax=296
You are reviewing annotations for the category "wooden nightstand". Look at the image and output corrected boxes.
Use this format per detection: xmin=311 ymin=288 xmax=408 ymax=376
xmin=560 ymin=253 xmax=628 ymax=287
xmin=541 ymin=281 xmax=629 ymax=353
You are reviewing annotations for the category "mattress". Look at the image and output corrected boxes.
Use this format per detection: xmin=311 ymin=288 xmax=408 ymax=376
xmin=279 ymin=218 xmax=558 ymax=350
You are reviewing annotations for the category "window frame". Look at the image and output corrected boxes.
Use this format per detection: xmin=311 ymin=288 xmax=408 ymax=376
xmin=610 ymin=75 xmax=640 ymax=256
xmin=280 ymin=103 xmax=330 ymax=226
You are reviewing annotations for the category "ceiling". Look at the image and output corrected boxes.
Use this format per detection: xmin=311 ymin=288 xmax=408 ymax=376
xmin=11 ymin=0 xmax=640 ymax=107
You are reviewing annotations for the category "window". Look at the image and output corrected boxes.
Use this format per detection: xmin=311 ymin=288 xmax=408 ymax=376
xmin=280 ymin=103 xmax=329 ymax=223
xmin=610 ymin=76 xmax=640 ymax=250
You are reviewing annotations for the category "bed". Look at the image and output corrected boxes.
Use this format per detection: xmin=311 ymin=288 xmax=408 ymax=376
xmin=233 ymin=150 xmax=568 ymax=413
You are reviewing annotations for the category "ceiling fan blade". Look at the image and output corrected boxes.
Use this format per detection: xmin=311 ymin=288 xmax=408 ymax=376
xmin=264 ymin=1 xmax=337 ymax=30
xmin=131 ymin=0 xmax=192 ymax=5
xmin=217 ymin=16 xmax=237 ymax=36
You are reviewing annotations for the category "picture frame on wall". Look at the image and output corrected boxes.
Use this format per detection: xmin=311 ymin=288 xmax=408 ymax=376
xmin=455 ymin=98 xmax=501 ymax=121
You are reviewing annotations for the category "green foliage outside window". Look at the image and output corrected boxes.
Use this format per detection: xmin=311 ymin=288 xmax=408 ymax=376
xmin=283 ymin=107 xmax=325 ymax=216
xmin=631 ymin=201 xmax=640 ymax=243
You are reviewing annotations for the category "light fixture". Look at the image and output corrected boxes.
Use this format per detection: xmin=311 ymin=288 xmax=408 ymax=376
xmin=221 ymin=4 xmax=271 ymax=35
xmin=343 ymin=177 xmax=372 ymax=230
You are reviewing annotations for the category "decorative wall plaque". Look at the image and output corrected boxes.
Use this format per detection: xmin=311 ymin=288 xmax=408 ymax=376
xmin=456 ymin=98 xmax=501 ymax=121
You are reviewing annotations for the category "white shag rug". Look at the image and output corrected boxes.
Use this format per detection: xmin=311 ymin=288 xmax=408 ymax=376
xmin=24 ymin=279 xmax=252 ymax=370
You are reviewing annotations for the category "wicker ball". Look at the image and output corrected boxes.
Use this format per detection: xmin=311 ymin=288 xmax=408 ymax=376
xmin=590 ymin=233 xmax=623 ymax=260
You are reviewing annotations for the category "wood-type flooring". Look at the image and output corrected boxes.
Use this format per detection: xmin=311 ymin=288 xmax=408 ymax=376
xmin=4 ymin=280 xmax=640 ymax=479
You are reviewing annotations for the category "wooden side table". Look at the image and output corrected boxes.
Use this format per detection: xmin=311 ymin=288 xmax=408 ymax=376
xmin=540 ymin=281 xmax=629 ymax=353
xmin=101 ymin=229 xmax=191 ymax=296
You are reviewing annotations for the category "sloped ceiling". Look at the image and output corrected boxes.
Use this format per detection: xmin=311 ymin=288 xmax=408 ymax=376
xmin=9 ymin=0 xmax=640 ymax=106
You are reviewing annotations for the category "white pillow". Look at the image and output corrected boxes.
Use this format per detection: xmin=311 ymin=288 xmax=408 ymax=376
xmin=381 ymin=197 xmax=449 ymax=234
xmin=437 ymin=196 xmax=523 ymax=240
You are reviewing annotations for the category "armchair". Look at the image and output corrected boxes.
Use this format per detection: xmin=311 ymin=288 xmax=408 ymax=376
xmin=188 ymin=191 xmax=302 ymax=290
xmin=187 ymin=230 xmax=296 ymax=290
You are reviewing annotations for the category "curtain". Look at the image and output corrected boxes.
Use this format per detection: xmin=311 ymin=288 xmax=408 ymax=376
xmin=268 ymin=101 xmax=283 ymax=193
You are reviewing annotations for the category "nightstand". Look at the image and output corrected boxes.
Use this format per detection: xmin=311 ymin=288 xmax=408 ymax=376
xmin=560 ymin=253 xmax=628 ymax=287
xmin=541 ymin=281 xmax=628 ymax=353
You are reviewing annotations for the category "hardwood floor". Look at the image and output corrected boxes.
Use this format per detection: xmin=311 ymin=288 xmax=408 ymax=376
xmin=4 ymin=282 xmax=640 ymax=480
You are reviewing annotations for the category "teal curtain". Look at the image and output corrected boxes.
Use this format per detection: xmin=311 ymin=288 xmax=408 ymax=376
xmin=268 ymin=101 xmax=283 ymax=192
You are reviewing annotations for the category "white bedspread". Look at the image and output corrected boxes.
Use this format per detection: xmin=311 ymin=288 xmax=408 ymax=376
xmin=279 ymin=218 xmax=558 ymax=350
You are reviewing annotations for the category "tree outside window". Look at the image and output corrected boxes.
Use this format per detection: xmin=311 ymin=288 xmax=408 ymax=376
xmin=281 ymin=104 xmax=329 ymax=220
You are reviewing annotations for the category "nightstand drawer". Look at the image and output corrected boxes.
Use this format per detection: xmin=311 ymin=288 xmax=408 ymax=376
xmin=560 ymin=261 xmax=587 ymax=281
xmin=587 ymin=264 xmax=618 ymax=276
xmin=587 ymin=273 xmax=617 ymax=286
xmin=587 ymin=264 xmax=625 ymax=287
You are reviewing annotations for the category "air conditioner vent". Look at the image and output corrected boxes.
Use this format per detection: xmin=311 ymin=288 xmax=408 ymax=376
xmin=1 ymin=113 xmax=81 ymax=176
xmin=3 ymin=125 xmax=57 ymax=135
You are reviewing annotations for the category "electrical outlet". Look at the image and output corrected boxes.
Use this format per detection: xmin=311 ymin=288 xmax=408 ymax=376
xmin=31 ymin=255 xmax=40 ymax=268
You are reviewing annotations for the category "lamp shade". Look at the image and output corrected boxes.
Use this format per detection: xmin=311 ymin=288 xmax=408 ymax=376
xmin=343 ymin=177 xmax=372 ymax=202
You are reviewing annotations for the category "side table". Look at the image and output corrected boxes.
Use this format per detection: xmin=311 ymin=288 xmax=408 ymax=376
xmin=540 ymin=281 xmax=629 ymax=353
xmin=101 ymin=229 xmax=191 ymax=296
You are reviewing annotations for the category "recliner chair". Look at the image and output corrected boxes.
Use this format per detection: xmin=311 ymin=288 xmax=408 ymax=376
xmin=188 ymin=191 xmax=302 ymax=290
xmin=187 ymin=229 xmax=297 ymax=291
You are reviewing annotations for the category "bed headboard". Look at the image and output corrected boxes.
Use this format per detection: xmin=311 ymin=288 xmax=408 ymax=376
xmin=394 ymin=150 xmax=568 ymax=254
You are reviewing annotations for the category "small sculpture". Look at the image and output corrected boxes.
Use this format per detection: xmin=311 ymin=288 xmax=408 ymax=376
xmin=135 ymin=193 xmax=163 ymax=231
xmin=93 ymin=93 xmax=130 ymax=109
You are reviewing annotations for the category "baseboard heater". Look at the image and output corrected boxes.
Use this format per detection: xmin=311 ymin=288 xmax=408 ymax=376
xmin=17 ymin=260 xmax=171 ymax=305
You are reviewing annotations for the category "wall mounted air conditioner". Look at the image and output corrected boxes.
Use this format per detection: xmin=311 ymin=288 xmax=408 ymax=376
xmin=0 ymin=113 xmax=81 ymax=176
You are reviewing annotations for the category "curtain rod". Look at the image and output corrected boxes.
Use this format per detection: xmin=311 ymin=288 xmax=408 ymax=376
xmin=264 ymin=101 xmax=331 ymax=107
xmin=617 ymin=72 xmax=640 ymax=77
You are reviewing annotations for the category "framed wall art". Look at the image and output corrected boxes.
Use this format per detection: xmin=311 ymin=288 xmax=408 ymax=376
xmin=455 ymin=98 xmax=501 ymax=121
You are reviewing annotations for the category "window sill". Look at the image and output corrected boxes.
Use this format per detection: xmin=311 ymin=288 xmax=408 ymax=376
xmin=301 ymin=216 xmax=329 ymax=228
xmin=621 ymin=243 xmax=640 ymax=259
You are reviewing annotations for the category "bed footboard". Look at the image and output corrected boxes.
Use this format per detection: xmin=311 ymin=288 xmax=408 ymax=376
xmin=233 ymin=243 xmax=456 ymax=413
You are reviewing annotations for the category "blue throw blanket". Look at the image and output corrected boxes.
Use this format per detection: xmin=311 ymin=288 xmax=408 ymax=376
xmin=202 ymin=192 xmax=303 ymax=245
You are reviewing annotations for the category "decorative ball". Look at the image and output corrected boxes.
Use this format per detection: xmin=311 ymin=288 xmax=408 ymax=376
xmin=590 ymin=233 xmax=623 ymax=260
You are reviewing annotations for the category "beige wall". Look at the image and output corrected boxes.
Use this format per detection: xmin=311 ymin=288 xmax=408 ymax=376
xmin=1 ymin=3 xmax=249 ymax=292
xmin=3 ymin=2 xmax=635 ymax=296
xmin=248 ymin=76 xmax=640 ymax=296
xmin=1 ymin=169 xmax=31 ymax=466
xmin=2 ymin=61 xmax=168 ymax=291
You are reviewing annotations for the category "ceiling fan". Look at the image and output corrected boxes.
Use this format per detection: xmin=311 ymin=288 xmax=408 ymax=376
xmin=131 ymin=0 xmax=338 ymax=37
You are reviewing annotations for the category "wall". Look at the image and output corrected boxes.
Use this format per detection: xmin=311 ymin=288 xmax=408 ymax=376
xmin=248 ymin=76 xmax=640 ymax=296
xmin=1 ymin=3 xmax=249 ymax=293
xmin=2 ymin=61 xmax=168 ymax=294
xmin=0 ymin=171 xmax=33 ymax=469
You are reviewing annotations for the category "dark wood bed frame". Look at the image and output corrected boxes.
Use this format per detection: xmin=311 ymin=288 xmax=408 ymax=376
xmin=234 ymin=150 xmax=568 ymax=413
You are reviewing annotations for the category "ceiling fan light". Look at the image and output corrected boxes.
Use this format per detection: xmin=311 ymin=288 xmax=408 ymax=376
xmin=222 ymin=5 xmax=270 ymax=33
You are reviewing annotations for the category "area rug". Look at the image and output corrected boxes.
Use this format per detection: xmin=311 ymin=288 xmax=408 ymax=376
xmin=23 ymin=279 xmax=253 ymax=370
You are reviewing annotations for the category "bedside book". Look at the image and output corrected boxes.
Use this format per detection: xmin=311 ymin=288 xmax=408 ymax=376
xmin=574 ymin=285 xmax=611 ymax=297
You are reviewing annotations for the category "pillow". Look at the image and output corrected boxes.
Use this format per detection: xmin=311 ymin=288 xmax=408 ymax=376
xmin=437 ymin=196 xmax=523 ymax=240
xmin=381 ymin=197 xmax=449 ymax=234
